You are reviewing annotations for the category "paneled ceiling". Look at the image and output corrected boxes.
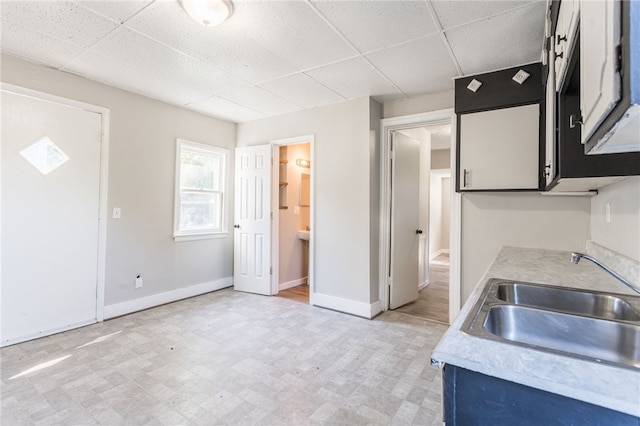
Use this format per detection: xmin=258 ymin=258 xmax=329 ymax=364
xmin=0 ymin=0 xmax=547 ymax=123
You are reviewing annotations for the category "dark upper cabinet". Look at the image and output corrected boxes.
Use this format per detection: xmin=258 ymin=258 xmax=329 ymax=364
xmin=580 ymin=0 xmax=639 ymax=154
xmin=455 ymin=63 xmax=544 ymax=192
xmin=544 ymin=1 xmax=640 ymax=192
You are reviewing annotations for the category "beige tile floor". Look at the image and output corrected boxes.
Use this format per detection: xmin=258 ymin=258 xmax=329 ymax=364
xmin=1 ymin=288 xmax=448 ymax=425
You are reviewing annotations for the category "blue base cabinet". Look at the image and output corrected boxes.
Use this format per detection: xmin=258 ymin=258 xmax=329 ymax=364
xmin=443 ymin=365 xmax=639 ymax=426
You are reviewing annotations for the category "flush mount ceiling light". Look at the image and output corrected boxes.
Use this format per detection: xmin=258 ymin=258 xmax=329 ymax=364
xmin=179 ymin=0 xmax=233 ymax=27
xmin=296 ymin=159 xmax=310 ymax=168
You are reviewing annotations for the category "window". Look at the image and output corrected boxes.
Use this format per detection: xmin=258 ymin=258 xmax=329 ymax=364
xmin=174 ymin=139 xmax=229 ymax=241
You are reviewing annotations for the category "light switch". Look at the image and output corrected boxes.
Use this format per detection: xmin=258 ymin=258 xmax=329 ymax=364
xmin=113 ymin=207 xmax=121 ymax=219
xmin=605 ymin=203 xmax=611 ymax=223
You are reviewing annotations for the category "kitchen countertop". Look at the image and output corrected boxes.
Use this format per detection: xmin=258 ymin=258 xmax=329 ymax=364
xmin=431 ymin=245 xmax=640 ymax=417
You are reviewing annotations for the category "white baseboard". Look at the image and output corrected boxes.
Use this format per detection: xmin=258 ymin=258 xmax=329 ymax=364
xmin=312 ymin=292 xmax=383 ymax=319
xmin=1 ymin=319 xmax=97 ymax=348
xmin=430 ymin=249 xmax=450 ymax=261
xmin=104 ymin=277 xmax=232 ymax=319
xmin=419 ymin=281 xmax=430 ymax=291
xmin=279 ymin=277 xmax=308 ymax=291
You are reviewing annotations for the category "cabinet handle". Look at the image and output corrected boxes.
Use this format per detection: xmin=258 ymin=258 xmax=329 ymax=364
xmin=463 ymin=169 xmax=469 ymax=188
xmin=557 ymin=34 xmax=567 ymax=44
xmin=416 ymin=229 xmax=423 ymax=235
xmin=570 ymin=114 xmax=584 ymax=128
xmin=234 ymin=224 xmax=240 ymax=228
xmin=555 ymin=51 xmax=564 ymax=60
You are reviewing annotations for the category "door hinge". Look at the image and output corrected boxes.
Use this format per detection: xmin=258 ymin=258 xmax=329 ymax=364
xmin=616 ymin=44 xmax=623 ymax=74
xmin=270 ymin=267 xmax=273 ymax=275
xmin=271 ymin=212 xmax=274 ymax=220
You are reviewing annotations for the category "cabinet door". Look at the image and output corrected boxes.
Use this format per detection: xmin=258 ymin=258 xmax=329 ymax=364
xmin=554 ymin=0 xmax=579 ymax=91
xmin=459 ymin=104 xmax=540 ymax=190
xmin=580 ymin=0 xmax=622 ymax=144
xmin=546 ymin=50 xmax=557 ymax=186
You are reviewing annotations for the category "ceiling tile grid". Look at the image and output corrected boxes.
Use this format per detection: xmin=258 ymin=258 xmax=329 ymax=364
xmin=0 ymin=0 xmax=548 ymax=123
xmin=308 ymin=0 xmax=439 ymax=53
xmin=444 ymin=1 xmax=547 ymax=75
xmin=365 ymin=34 xmax=459 ymax=97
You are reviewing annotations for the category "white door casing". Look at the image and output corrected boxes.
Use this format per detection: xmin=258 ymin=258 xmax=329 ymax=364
xmin=379 ymin=109 xmax=459 ymax=324
xmin=233 ymin=145 xmax=272 ymax=295
xmin=389 ymin=132 xmax=421 ymax=309
xmin=1 ymin=89 xmax=104 ymax=346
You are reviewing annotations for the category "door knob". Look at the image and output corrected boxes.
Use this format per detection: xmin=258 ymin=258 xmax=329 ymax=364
xmin=416 ymin=229 xmax=423 ymax=234
xmin=234 ymin=224 xmax=240 ymax=228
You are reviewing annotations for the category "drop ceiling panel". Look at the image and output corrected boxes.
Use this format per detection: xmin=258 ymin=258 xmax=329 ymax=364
xmin=0 ymin=22 xmax=85 ymax=69
xmin=432 ymin=1 xmax=535 ymax=30
xmin=366 ymin=35 xmax=458 ymax=97
xmin=77 ymin=0 xmax=153 ymax=24
xmin=310 ymin=0 xmax=438 ymax=53
xmin=446 ymin=2 xmax=546 ymax=75
xmin=306 ymin=57 xmax=404 ymax=102
xmin=239 ymin=1 xmax=358 ymax=70
xmin=258 ymin=73 xmax=345 ymax=109
xmin=1 ymin=1 xmax=119 ymax=48
xmin=63 ymin=52 xmax=208 ymax=106
xmin=187 ymin=96 xmax=266 ymax=123
xmin=220 ymin=86 xmax=300 ymax=116
xmin=125 ymin=1 xmax=297 ymax=83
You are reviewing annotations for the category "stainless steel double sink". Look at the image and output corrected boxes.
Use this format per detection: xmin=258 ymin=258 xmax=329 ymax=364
xmin=462 ymin=279 xmax=640 ymax=370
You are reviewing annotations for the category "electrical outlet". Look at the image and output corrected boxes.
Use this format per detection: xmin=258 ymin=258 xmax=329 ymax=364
xmin=135 ymin=275 xmax=143 ymax=288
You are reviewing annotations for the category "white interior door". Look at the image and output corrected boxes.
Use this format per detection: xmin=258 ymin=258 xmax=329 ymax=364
xmin=234 ymin=145 xmax=272 ymax=295
xmin=389 ymin=132 xmax=421 ymax=309
xmin=1 ymin=90 xmax=102 ymax=346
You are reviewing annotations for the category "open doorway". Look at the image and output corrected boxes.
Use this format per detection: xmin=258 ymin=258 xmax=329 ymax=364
xmin=391 ymin=125 xmax=451 ymax=324
xmin=379 ymin=109 xmax=460 ymax=324
xmin=268 ymin=135 xmax=314 ymax=304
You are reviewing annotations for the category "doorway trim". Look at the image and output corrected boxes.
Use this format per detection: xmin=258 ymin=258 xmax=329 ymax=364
xmin=1 ymin=82 xmax=110 ymax=323
xmin=379 ymin=109 xmax=461 ymax=324
xmin=269 ymin=134 xmax=315 ymax=302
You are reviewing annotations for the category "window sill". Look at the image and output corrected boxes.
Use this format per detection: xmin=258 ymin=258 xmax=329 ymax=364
xmin=173 ymin=232 xmax=229 ymax=242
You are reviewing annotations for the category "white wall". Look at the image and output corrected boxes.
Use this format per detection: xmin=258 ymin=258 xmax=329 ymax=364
xmin=383 ymin=90 xmax=455 ymax=118
xmin=429 ymin=171 xmax=451 ymax=258
xmin=278 ymin=143 xmax=310 ymax=285
xmin=1 ymin=55 xmax=237 ymax=309
xmin=590 ymin=177 xmax=640 ymax=261
xmin=461 ymin=193 xmax=591 ymax=302
xmin=237 ymin=97 xmax=380 ymax=307
xmin=431 ymin=149 xmax=451 ymax=170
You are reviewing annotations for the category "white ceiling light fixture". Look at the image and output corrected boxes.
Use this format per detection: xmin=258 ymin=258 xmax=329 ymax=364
xmin=179 ymin=0 xmax=233 ymax=27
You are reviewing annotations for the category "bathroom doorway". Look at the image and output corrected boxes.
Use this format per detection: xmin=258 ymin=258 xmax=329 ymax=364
xmin=271 ymin=136 xmax=313 ymax=304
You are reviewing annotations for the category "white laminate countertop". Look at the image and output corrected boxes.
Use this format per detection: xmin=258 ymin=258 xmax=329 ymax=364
xmin=431 ymin=245 xmax=640 ymax=417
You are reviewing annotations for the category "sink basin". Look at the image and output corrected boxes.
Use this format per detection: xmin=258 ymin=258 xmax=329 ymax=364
xmin=483 ymin=305 xmax=640 ymax=368
xmin=496 ymin=282 xmax=640 ymax=321
xmin=462 ymin=279 xmax=640 ymax=370
xmin=297 ymin=230 xmax=310 ymax=241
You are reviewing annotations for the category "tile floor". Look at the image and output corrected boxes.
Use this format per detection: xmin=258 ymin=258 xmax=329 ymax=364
xmin=1 ymin=289 xmax=448 ymax=425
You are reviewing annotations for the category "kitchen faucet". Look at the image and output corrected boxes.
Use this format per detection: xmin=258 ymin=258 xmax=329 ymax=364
xmin=571 ymin=252 xmax=640 ymax=295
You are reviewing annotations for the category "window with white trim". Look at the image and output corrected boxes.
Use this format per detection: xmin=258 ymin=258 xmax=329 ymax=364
xmin=174 ymin=139 xmax=229 ymax=241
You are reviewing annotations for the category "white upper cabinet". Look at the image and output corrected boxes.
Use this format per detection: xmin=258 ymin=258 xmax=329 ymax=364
xmin=554 ymin=0 xmax=579 ymax=91
xmin=579 ymin=0 xmax=622 ymax=145
xmin=459 ymin=104 xmax=540 ymax=191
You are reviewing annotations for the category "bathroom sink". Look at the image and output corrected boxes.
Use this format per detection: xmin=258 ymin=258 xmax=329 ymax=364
xmin=462 ymin=279 xmax=640 ymax=370
xmin=297 ymin=230 xmax=310 ymax=241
